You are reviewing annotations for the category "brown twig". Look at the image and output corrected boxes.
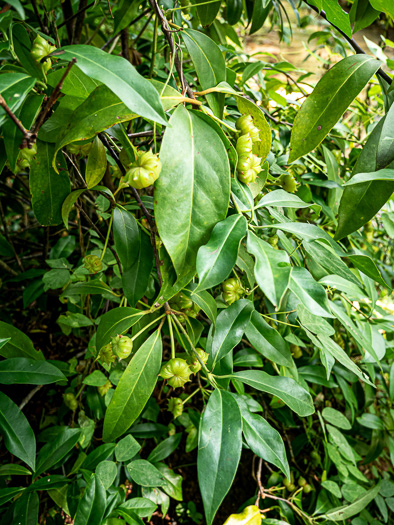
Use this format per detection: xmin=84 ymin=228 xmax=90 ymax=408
xmin=32 ymin=58 xmax=77 ymax=137
xmin=121 ymin=28 xmax=131 ymax=61
xmin=0 ymin=95 xmax=28 ymax=139
xmin=148 ymin=0 xmax=195 ymax=99
xmin=58 ymin=0 xmax=95 ymax=29
xmin=101 ymin=8 xmax=151 ymax=50
xmin=73 ymin=0 xmax=89 ymax=44
xmin=0 ymin=201 xmax=24 ymax=271
xmin=61 ymin=0 xmax=75 ymax=43
xmin=19 ymin=385 xmax=43 ymax=410
xmin=31 ymin=0 xmax=48 ymax=34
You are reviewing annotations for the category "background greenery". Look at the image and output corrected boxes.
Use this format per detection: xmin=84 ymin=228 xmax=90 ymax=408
xmin=0 ymin=0 xmax=394 ymax=524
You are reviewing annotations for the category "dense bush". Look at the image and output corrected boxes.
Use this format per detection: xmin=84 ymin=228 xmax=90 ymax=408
xmin=0 ymin=1 xmax=394 ymax=524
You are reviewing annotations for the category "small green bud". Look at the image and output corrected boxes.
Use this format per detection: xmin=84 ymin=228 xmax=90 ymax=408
xmin=111 ymin=335 xmax=133 ymax=360
xmin=98 ymin=379 xmax=112 ymax=397
xmin=160 ymin=358 xmax=192 ymax=388
xmin=222 ymin=277 xmax=243 ymax=305
xmin=279 ymin=173 xmax=297 ymax=193
xmin=63 ymin=392 xmax=78 ymax=411
xmin=126 ymin=150 xmax=161 ymax=189
xmin=187 ymin=348 xmax=209 ymax=374
xmin=83 ymin=254 xmax=103 ymax=274
xmin=167 ymin=397 xmax=183 ymax=418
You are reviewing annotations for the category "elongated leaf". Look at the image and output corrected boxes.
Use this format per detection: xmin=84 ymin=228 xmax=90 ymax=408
xmin=209 ymin=299 xmax=254 ymax=365
xmin=227 ymin=0 xmax=243 ymax=24
xmin=12 ymin=491 xmax=39 ymax=525
xmin=155 ymin=105 xmax=230 ymax=279
xmin=103 ymin=330 xmax=162 ymax=442
xmin=182 ymin=29 xmax=226 ymax=117
xmin=184 ymin=284 xmax=217 ymax=323
xmin=47 ymin=67 xmax=100 ymax=99
xmin=247 ymin=231 xmax=291 ymax=308
xmin=290 ymin=267 xmax=333 ymax=318
xmin=0 ymin=486 xmax=25 ymax=507
xmin=148 ymin=434 xmax=182 ymax=464
xmin=0 ymin=358 xmax=66 ymax=384
xmin=0 ymin=392 xmax=36 ymax=471
xmin=289 ymin=55 xmax=381 ymax=162
xmin=310 ymin=0 xmax=352 ymax=37
xmin=35 ymin=428 xmax=82 ymax=476
xmin=321 ymin=481 xmax=380 ymax=521
xmin=62 ymin=189 xmax=85 ymax=229
xmin=59 ymin=46 xmax=166 ymax=125
xmin=30 ymin=140 xmax=71 ymax=226
xmin=245 ymin=311 xmax=293 ymax=367
xmin=53 ymin=85 xmax=136 ymax=171
xmin=369 ymin=0 xmax=394 ymax=18
xmin=114 ymin=0 xmax=139 ymax=33
xmin=198 ymin=390 xmax=242 ymax=525
xmin=0 ymin=464 xmax=31 ymax=476
xmin=122 ymin=232 xmax=154 ymax=307
xmin=86 ymin=136 xmax=107 ymax=188
xmin=96 ymin=307 xmax=146 ymax=351
xmin=0 ymin=321 xmax=43 ymax=360
xmin=234 ymin=370 xmax=315 ymax=416
xmin=74 ymin=475 xmax=106 ymax=525
xmin=346 ymin=253 xmax=390 ymax=288
xmin=343 ymin=168 xmax=394 ymax=185
xmin=195 ymin=0 xmax=220 ymax=26
xmin=256 ymin=189 xmax=311 ymax=209
xmin=242 ymin=410 xmax=290 ymax=478
xmin=196 ymin=214 xmax=247 ymax=292
xmin=250 ymin=0 xmax=272 ymax=34
xmin=113 ymin=207 xmax=140 ymax=270
xmin=0 ymin=73 xmax=36 ymax=127
xmin=62 ymin=279 xmax=115 ymax=297
xmin=335 ymin=116 xmax=394 ymax=239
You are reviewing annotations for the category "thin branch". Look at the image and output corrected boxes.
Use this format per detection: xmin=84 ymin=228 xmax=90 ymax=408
xmin=148 ymin=0 xmax=195 ymax=99
xmin=19 ymin=385 xmax=43 ymax=410
xmin=101 ymin=8 xmax=151 ymax=50
xmin=31 ymin=0 xmax=48 ymax=34
xmin=0 ymin=95 xmax=28 ymax=138
xmin=304 ymin=1 xmax=392 ymax=85
xmin=0 ymin=201 xmax=24 ymax=271
xmin=58 ymin=0 xmax=95 ymax=29
xmin=73 ymin=0 xmax=89 ymax=44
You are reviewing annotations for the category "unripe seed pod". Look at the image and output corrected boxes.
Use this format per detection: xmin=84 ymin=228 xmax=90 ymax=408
xmin=187 ymin=348 xmax=209 ymax=374
xmin=222 ymin=277 xmax=243 ymax=305
xmin=298 ymin=476 xmax=307 ymax=487
xmin=63 ymin=392 xmax=78 ymax=411
xmin=31 ymin=34 xmax=56 ymax=73
xmin=19 ymin=143 xmax=37 ymax=162
xmin=67 ymin=142 xmax=93 ymax=157
xmin=160 ymin=358 xmax=192 ymax=388
xmin=167 ymin=397 xmax=183 ymax=418
xmin=279 ymin=173 xmax=297 ymax=193
xmin=236 ymin=134 xmax=253 ymax=156
xmin=98 ymin=379 xmax=112 ymax=397
xmin=126 ymin=150 xmax=161 ymax=189
xmin=111 ymin=335 xmax=133 ymax=360
xmin=303 ymin=484 xmax=312 ymax=494
xmin=291 ymin=344 xmax=303 ymax=359
xmin=268 ymin=234 xmax=279 ymax=247
xmin=236 ymin=115 xmax=254 ymax=135
xmin=83 ymin=254 xmax=103 ymax=274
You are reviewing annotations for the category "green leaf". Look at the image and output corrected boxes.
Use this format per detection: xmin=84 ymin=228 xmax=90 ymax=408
xmin=96 ymin=307 xmax=146 ymax=352
xmin=184 ymin=283 xmax=217 ymax=323
xmin=0 ymin=486 xmax=25 ymax=507
xmin=321 ymin=481 xmax=380 ymax=521
xmin=346 ymin=253 xmax=390 ymax=288
xmin=52 ymin=85 xmax=136 ymax=171
xmin=113 ymin=207 xmax=140 ymax=270
xmin=310 ymin=0 xmax=352 ymax=37
xmin=289 ymin=55 xmax=381 ymax=162
xmin=255 ymin=189 xmax=311 ymax=209
xmin=96 ymin=460 xmax=117 ymax=490
xmin=0 ymin=464 xmax=31 ymax=477
xmin=47 ymin=67 xmax=100 ymax=99
xmin=59 ymin=45 xmax=166 ymax=126
xmin=245 ymin=311 xmax=293 ymax=367
xmin=82 ymin=443 xmax=116 ymax=471
xmin=343 ymin=168 xmax=394 ymax=185
xmin=148 ymin=434 xmax=182 ymax=464
xmin=103 ymin=330 xmax=162 ymax=442
xmin=196 ymin=214 xmax=247 ymax=292
xmin=155 ymin=105 xmax=230 ymax=279
xmin=30 ymin=140 xmax=71 ymax=226
xmin=0 ymin=73 xmax=36 ymax=127
xmin=83 ymin=370 xmax=107 ymax=387
xmin=290 ymin=267 xmax=333 ymax=318
xmin=74 ymin=475 xmax=106 ymax=525
xmin=242 ymin=409 xmax=290 ymax=478
xmin=250 ymin=0 xmax=272 ymax=34
xmin=62 ymin=279 xmax=116 ymax=297
xmin=335 ymin=116 xmax=394 ymax=239
xmin=234 ymin=370 xmax=315 ymax=416
xmin=154 ymin=462 xmax=183 ymax=501
xmin=369 ymin=0 xmax=394 ymax=18
xmin=86 ymin=136 xmax=107 ymax=188
xmin=0 ymin=392 xmax=36 ymax=471
xmin=113 ymin=0 xmax=139 ymax=33
xmin=209 ymin=299 xmax=254 ymax=365
xmin=197 ymin=389 xmax=242 ymax=525
xmin=0 ymin=321 xmax=43 ymax=360
xmin=12 ymin=491 xmax=39 ymax=525
xmin=182 ymin=29 xmax=226 ymax=117
xmin=195 ymin=0 xmax=221 ymax=26
xmin=0 ymin=358 xmax=66 ymax=384
xmin=122 ymin=232 xmax=154 ymax=307
xmin=322 ymin=407 xmax=352 ymax=430
xmin=61 ymin=189 xmax=85 ymax=229
xmin=227 ymin=0 xmax=243 ymax=24
xmin=115 ymin=434 xmax=141 ymax=462
xmin=236 ymin=96 xmax=272 ymax=162
xmin=247 ymin=231 xmax=291 ymax=308
xmin=120 ymin=497 xmax=157 ymax=518
xmin=127 ymin=459 xmax=166 ymax=487
xmin=35 ymin=428 xmax=82 ymax=477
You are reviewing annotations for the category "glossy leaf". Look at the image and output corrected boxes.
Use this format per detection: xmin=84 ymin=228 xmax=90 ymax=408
xmin=155 ymin=105 xmax=230 ymax=279
xmin=0 ymin=464 xmax=31 ymax=476
xmin=103 ymin=330 xmax=162 ymax=442
xmin=346 ymin=253 xmax=390 ymax=288
xmin=198 ymin=389 xmax=242 ymax=525
xmin=96 ymin=460 xmax=117 ymax=490
xmin=47 ymin=67 xmax=100 ymax=99
xmin=59 ymin=45 xmax=166 ymax=125
xmin=196 ymin=0 xmax=220 ymax=26
xmin=289 ymin=55 xmax=381 ymax=162
xmin=289 ymin=267 xmax=333 ymax=318
xmin=35 ymin=428 xmax=82 ymax=477
xmin=184 ymin=284 xmax=217 ymax=323
xmin=30 ymin=140 xmax=71 ymax=226
xmin=63 ymin=279 xmax=116 ymax=297
xmin=234 ymin=370 xmax=315 ymax=416
xmin=209 ymin=299 xmax=254 ymax=365
xmin=0 ymin=358 xmax=66 ymax=384
xmin=154 ymin=463 xmax=183 ymax=501
xmin=0 ymin=321 xmax=43 ymax=360
xmin=0 ymin=73 xmax=36 ymax=127
xmin=321 ymin=481 xmax=381 ymax=521
xmin=245 ymin=311 xmax=293 ymax=367
xmin=196 ymin=214 xmax=247 ymax=292
xmin=127 ymin=459 xmax=166 ymax=487
xmin=250 ymin=0 xmax=272 ymax=34
xmin=62 ymin=189 xmax=85 ymax=229
xmin=255 ymin=189 xmax=311 ymax=209
xmin=86 ymin=136 xmax=107 ymax=188
xmin=247 ymin=231 xmax=291 ymax=308
xmin=148 ymin=434 xmax=182 ymax=464
xmin=182 ymin=29 xmax=226 ymax=117
xmin=12 ymin=491 xmax=39 ymax=525
xmin=96 ymin=307 xmax=146 ymax=351
xmin=113 ymin=207 xmax=140 ymax=270
xmin=122 ymin=232 xmax=154 ymax=307
xmin=0 ymin=392 xmax=36 ymax=471
xmin=74 ymin=475 xmax=106 ymax=525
